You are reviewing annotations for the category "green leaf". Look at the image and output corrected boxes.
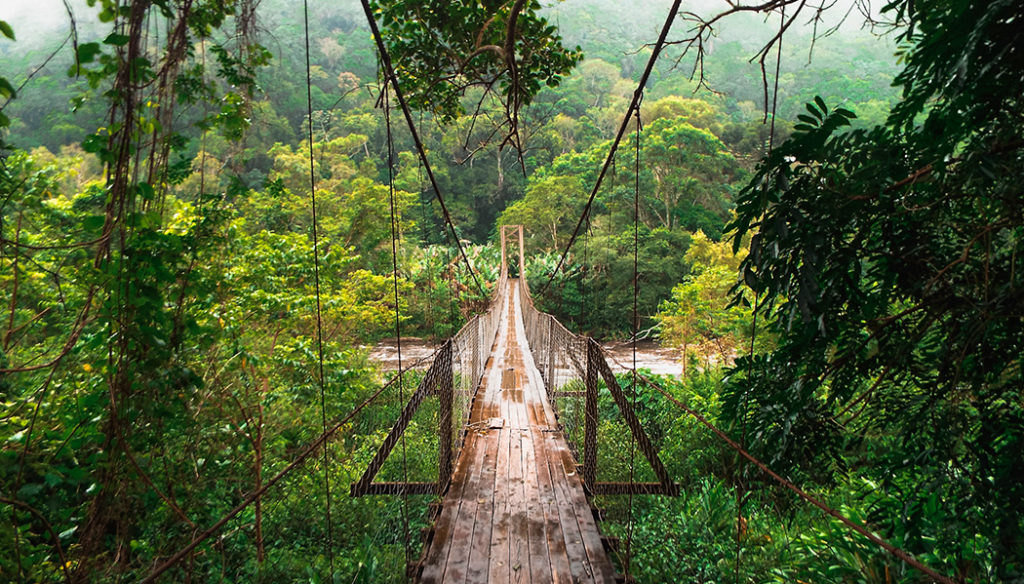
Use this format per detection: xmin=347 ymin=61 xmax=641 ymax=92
xmin=81 ymin=133 xmax=106 ymax=154
xmin=82 ymin=215 xmax=106 ymax=231
xmin=17 ymin=483 xmax=43 ymax=498
xmin=136 ymin=182 xmax=155 ymax=201
xmin=813 ymin=95 xmax=828 ymax=114
xmin=0 ymin=77 xmax=15 ymax=100
xmin=0 ymin=20 xmax=14 ymax=40
xmin=805 ymin=102 xmax=824 ymax=121
xmin=69 ymin=42 xmax=103 ymax=76
xmin=103 ymin=32 xmax=130 ymax=46
xmin=77 ymin=42 xmax=102 ymax=64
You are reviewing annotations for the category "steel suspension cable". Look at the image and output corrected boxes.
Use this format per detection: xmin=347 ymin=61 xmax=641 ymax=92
xmin=600 ymin=351 xmax=959 ymax=584
xmin=382 ymin=81 xmax=413 ymax=567
xmin=357 ymin=0 xmax=485 ymax=297
xmin=539 ymin=0 xmax=683 ymax=296
xmin=303 ymin=0 xmax=334 ymax=573
xmin=138 ymin=363 xmax=419 ymax=584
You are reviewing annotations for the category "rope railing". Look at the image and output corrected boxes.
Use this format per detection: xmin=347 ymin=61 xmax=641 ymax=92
xmin=138 ymin=362 xmax=424 ymax=583
xmin=350 ymin=233 xmax=507 ymax=498
xmin=519 ymin=259 xmax=678 ymax=498
xmin=597 ymin=352 xmax=961 ymax=584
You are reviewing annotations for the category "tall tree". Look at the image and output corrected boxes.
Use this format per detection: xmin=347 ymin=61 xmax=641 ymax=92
xmin=369 ymin=0 xmax=582 ymax=142
xmin=727 ymin=0 xmax=1024 ymax=578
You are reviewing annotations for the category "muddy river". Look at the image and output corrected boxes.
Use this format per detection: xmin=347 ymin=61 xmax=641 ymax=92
xmin=367 ymin=338 xmax=684 ymax=376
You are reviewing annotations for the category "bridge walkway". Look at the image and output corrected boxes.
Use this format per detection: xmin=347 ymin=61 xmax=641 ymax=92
xmin=418 ymin=279 xmax=617 ymax=583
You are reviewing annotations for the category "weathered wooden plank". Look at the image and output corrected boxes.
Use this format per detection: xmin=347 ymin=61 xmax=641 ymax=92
xmin=443 ymin=422 xmax=500 ymax=583
xmin=554 ymin=445 xmax=621 ymax=583
xmin=506 ymin=428 xmax=528 ymax=583
xmin=451 ymin=359 xmax=505 ymax=581
xmin=545 ymin=437 xmax=595 ymax=583
xmin=466 ymin=426 xmax=503 ymax=581
xmin=418 ymin=425 xmax=485 ymax=583
xmin=530 ymin=423 xmax=572 ymax=583
xmin=484 ymin=418 xmax=512 ymax=582
xmin=523 ymin=426 xmax=554 ymax=584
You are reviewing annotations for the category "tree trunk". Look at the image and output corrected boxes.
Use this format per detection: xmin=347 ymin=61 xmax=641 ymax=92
xmin=496 ymin=147 xmax=504 ymax=190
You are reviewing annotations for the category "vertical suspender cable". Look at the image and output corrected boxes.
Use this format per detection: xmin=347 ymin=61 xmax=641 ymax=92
xmin=625 ymin=94 xmax=643 ymax=580
xmin=357 ymin=0 xmax=485 ymax=297
xmin=383 ymin=81 xmax=413 ymax=567
xmin=303 ymin=0 xmax=334 ymax=574
xmin=737 ymin=6 xmax=785 ymax=583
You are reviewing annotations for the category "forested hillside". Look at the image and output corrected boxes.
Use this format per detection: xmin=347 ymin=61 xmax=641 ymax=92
xmin=1 ymin=0 xmax=1020 ymax=582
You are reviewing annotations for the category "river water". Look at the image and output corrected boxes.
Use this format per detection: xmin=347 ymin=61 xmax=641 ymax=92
xmin=367 ymin=338 xmax=684 ymax=377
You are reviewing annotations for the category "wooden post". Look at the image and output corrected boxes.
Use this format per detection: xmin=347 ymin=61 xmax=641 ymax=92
xmin=584 ymin=338 xmax=599 ymax=493
xmin=500 ymin=225 xmax=508 ymax=279
xmin=437 ymin=341 xmax=454 ymax=493
xmin=517 ymin=225 xmax=525 ymax=277
xmin=545 ymin=317 xmax=555 ymax=394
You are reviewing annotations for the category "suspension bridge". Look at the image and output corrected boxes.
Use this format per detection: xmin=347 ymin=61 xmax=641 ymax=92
xmin=133 ymin=1 xmax=959 ymax=582
xmin=137 ymin=218 xmax=957 ymax=584
xmin=127 ymin=216 xmax=956 ymax=584
xmin=350 ymin=226 xmax=676 ymax=582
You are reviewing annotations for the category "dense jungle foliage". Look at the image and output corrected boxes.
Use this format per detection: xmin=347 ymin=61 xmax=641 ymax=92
xmin=1 ymin=0 xmax=1020 ymax=582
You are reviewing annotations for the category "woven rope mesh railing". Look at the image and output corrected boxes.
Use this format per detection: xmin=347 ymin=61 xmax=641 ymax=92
xmin=350 ymin=238 xmax=507 ymax=498
xmin=447 ymin=257 xmax=507 ymax=480
xmin=518 ymin=267 xmax=678 ymax=498
xmin=136 ymin=241 xmax=509 ymax=583
xmin=519 ymin=275 xmax=589 ymax=461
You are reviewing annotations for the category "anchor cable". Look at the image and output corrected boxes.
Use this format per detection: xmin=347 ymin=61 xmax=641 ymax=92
xmin=303 ymin=0 xmax=334 ymax=573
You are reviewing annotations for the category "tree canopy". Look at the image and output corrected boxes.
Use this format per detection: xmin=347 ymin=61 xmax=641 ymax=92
xmin=727 ymin=0 xmax=1024 ymax=577
xmin=369 ymin=0 xmax=582 ymax=128
xmin=2 ymin=0 xmax=1018 ymax=581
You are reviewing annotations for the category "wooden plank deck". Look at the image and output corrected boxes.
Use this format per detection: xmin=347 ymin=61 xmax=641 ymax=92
xmin=420 ymin=280 xmax=617 ymax=583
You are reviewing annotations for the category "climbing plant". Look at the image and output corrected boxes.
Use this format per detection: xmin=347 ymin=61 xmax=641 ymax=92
xmin=727 ymin=0 xmax=1024 ymax=578
xmin=0 ymin=1 xmax=277 ymax=579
